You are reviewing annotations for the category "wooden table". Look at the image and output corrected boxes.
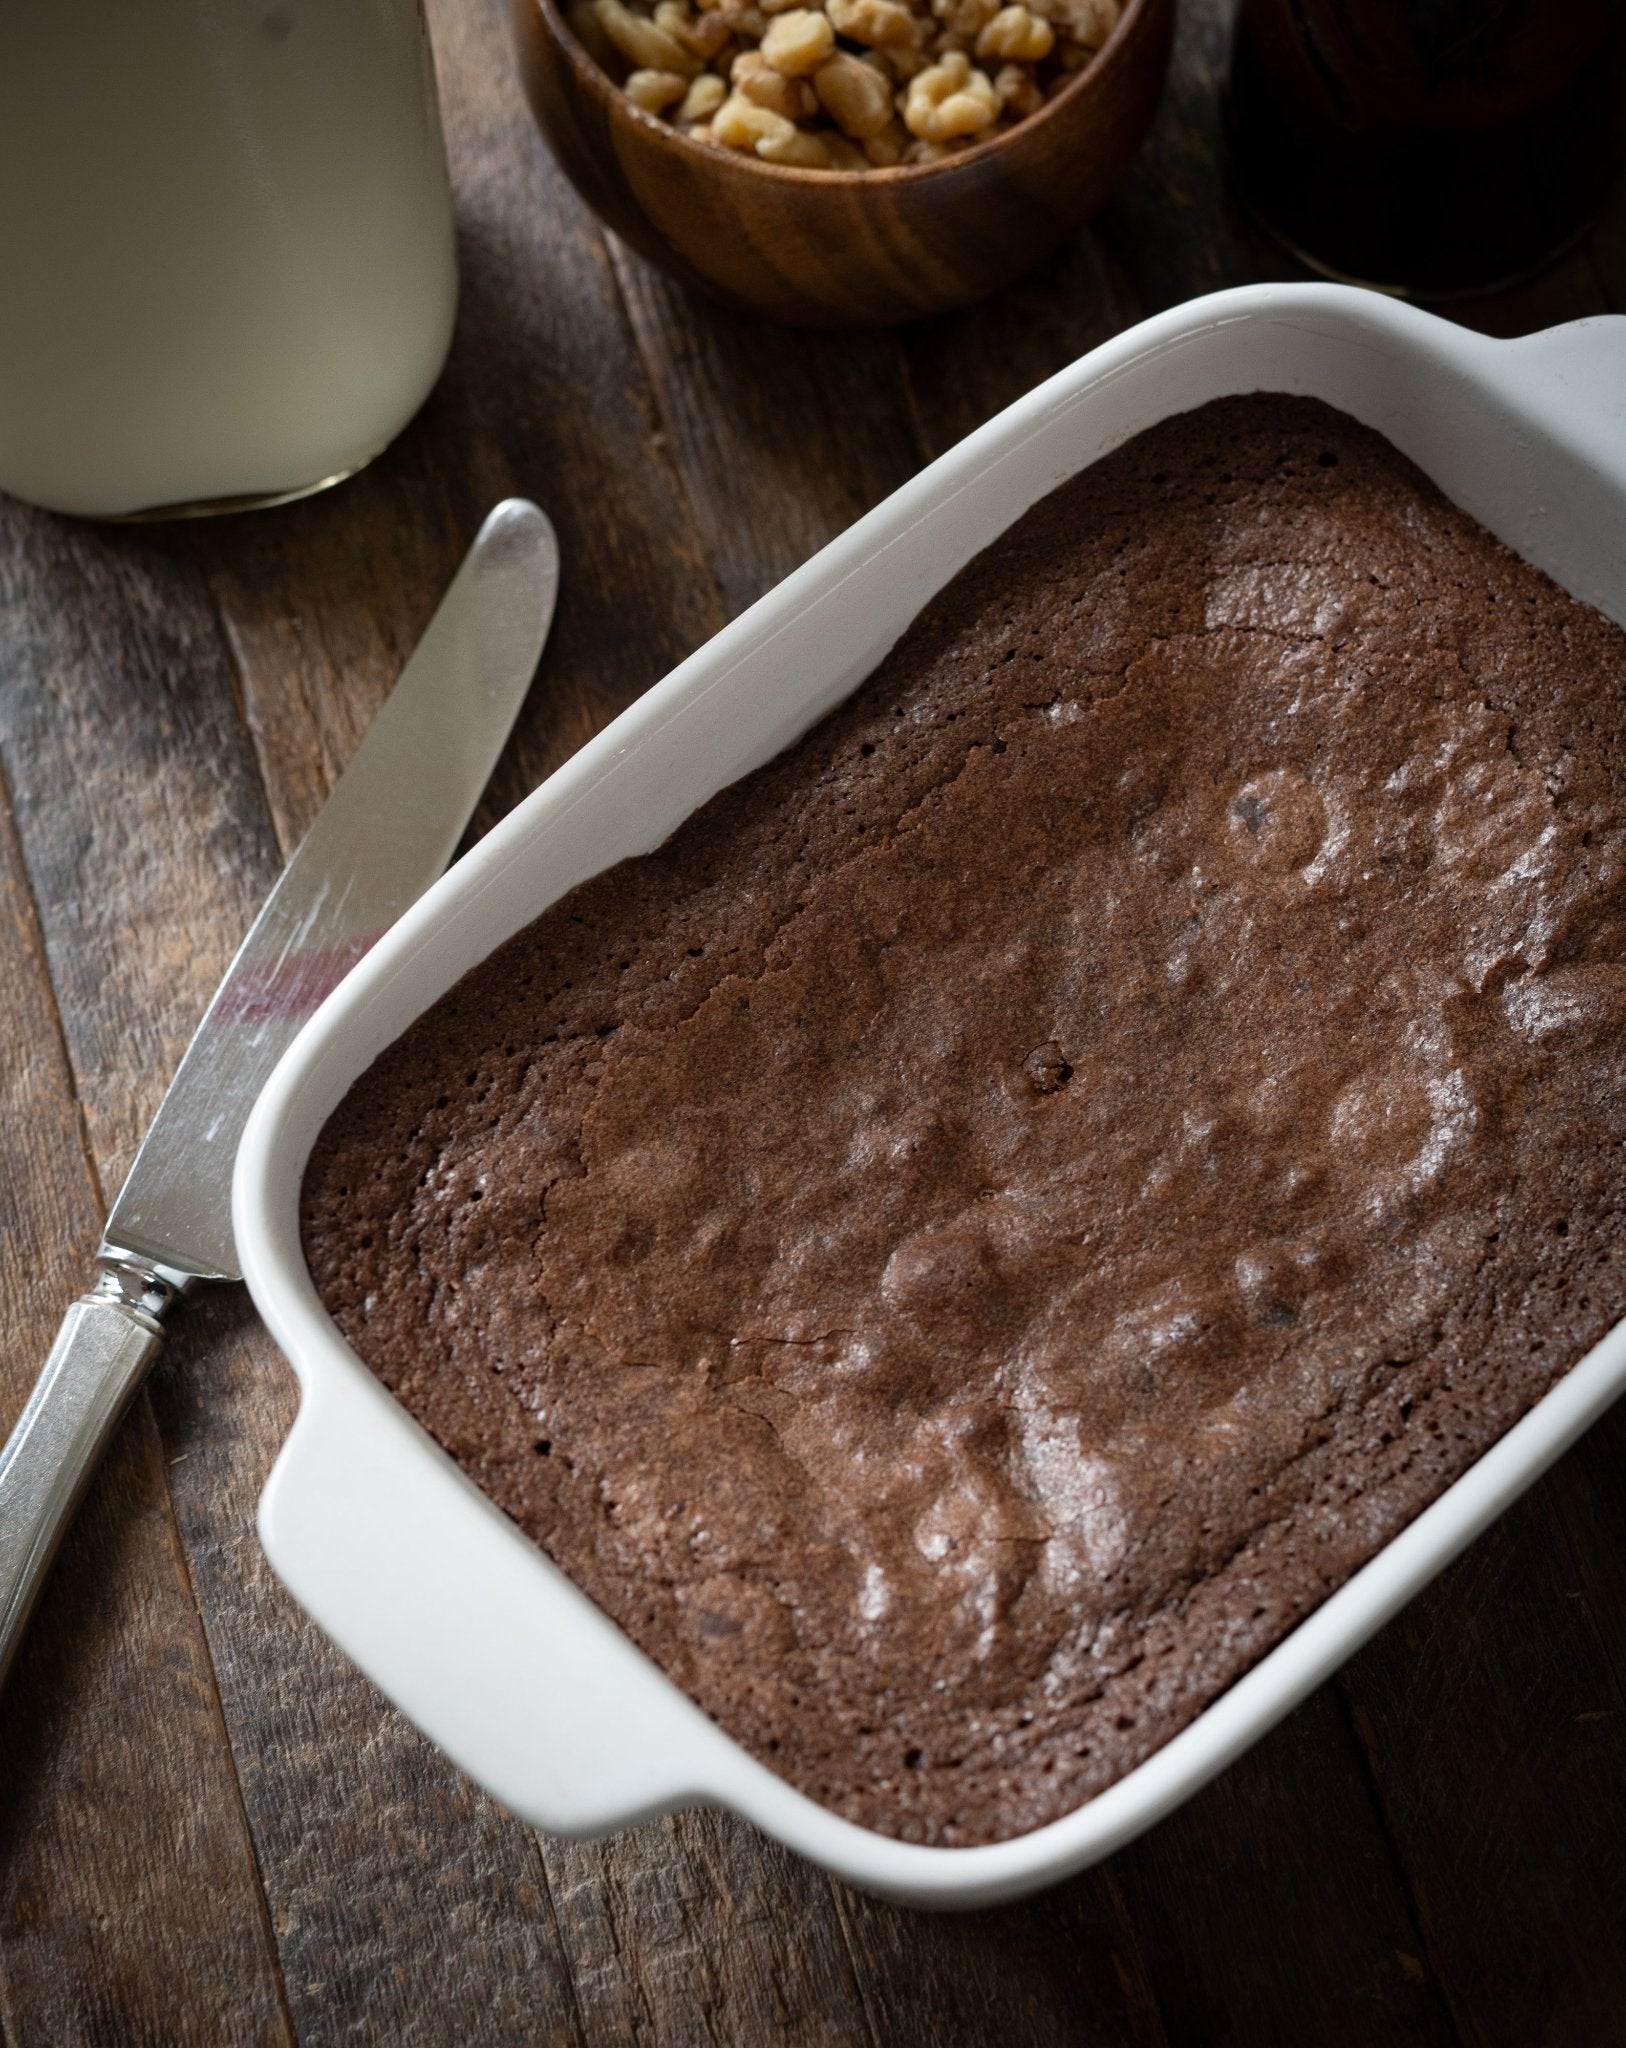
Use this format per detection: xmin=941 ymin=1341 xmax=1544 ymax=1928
xmin=2 ymin=3 xmax=1623 ymax=2042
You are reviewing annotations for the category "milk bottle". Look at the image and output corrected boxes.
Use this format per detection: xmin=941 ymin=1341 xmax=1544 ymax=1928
xmin=0 ymin=0 xmax=458 ymax=518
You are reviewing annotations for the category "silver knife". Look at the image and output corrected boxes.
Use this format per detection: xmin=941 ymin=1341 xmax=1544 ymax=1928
xmin=0 ymin=497 xmax=559 ymax=1690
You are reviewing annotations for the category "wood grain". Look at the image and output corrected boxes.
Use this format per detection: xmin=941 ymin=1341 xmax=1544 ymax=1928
xmin=1108 ymin=1691 xmax=1457 ymax=2048
xmin=835 ymin=1856 xmax=1163 ymax=2047
xmin=0 ymin=725 xmax=289 ymax=2047
xmin=1339 ymin=1483 xmax=1626 ymax=2048
xmin=537 ymin=1814 xmax=882 ymax=2046
xmin=2 ymin=0 xmax=1624 ymax=2039
xmin=0 ymin=510 xmax=277 ymax=1189
xmin=605 ymin=253 xmax=925 ymax=616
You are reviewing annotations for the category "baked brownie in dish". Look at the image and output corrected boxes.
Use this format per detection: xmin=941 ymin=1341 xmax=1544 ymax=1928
xmin=302 ymin=394 xmax=1626 ymax=1846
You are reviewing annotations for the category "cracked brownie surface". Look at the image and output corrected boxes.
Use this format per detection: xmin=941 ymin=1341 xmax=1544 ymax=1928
xmin=302 ymin=394 xmax=1626 ymax=1844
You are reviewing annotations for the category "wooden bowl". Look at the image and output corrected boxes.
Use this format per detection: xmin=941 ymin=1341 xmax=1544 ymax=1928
xmin=511 ymin=0 xmax=1175 ymax=326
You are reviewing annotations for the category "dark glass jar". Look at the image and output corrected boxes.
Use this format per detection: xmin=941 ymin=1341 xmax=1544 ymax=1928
xmin=1224 ymin=0 xmax=1626 ymax=296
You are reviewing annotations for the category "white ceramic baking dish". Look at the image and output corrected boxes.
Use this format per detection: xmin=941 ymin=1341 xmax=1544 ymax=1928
xmin=234 ymin=281 xmax=1626 ymax=1910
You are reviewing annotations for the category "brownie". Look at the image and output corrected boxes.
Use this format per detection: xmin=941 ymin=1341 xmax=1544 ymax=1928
xmin=302 ymin=394 xmax=1626 ymax=1846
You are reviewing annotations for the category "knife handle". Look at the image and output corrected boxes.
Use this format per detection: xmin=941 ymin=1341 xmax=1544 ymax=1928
xmin=0 ymin=1261 xmax=175 ymax=1693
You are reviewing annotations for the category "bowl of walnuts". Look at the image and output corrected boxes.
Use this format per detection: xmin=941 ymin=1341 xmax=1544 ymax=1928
xmin=511 ymin=0 xmax=1174 ymax=325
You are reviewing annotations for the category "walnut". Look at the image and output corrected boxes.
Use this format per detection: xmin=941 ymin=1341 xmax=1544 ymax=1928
xmin=863 ymin=115 xmax=909 ymax=164
xmin=592 ymin=0 xmax=701 ymax=74
xmin=975 ymin=5 xmax=1053 ymax=62
xmin=760 ymin=7 xmax=837 ymax=72
xmin=757 ymin=120 xmax=832 ymax=163
xmin=569 ymin=0 xmax=1107 ymax=171
xmin=732 ymin=48 xmax=817 ymax=118
xmin=992 ymin=58 xmax=1041 ymax=114
xmin=664 ymin=4 xmax=735 ymax=57
xmin=826 ymin=0 xmax=918 ymax=47
xmin=712 ymin=88 xmax=796 ymax=146
xmin=625 ymin=65 xmax=692 ymax=108
xmin=814 ymin=50 xmax=895 ymax=138
xmin=930 ymin=0 xmax=999 ymax=38
xmin=902 ymin=48 xmax=1000 ymax=140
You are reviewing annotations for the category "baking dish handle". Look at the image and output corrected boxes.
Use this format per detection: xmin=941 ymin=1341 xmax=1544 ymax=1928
xmin=257 ymin=1357 xmax=738 ymax=1835
xmin=1477 ymin=315 xmax=1626 ymax=468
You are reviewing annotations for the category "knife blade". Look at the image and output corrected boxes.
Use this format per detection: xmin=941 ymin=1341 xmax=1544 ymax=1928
xmin=0 ymin=497 xmax=559 ymax=1689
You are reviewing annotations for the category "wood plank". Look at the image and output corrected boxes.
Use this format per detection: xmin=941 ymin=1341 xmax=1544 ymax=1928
xmin=1550 ymin=1397 xmax=1626 ymax=1712
xmin=1109 ymin=1692 xmax=1458 ymax=2048
xmin=606 ymin=251 xmax=926 ymax=615
xmin=836 ymin=1857 xmax=1163 ymax=2047
xmin=897 ymin=234 xmax=1131 ymax=459
xmin=0 ymin=509 xmax=279 ymax=1189
xmin=536 ymin=1813 xmax=881 ymax=2047
xmin=0 ymin=743 xmax=290 ymax=2048
xmin=1339 ymin=1479 xmax=1626 ymax=2048
xmin=147 ymin=1289 xmax=588 ymax=2048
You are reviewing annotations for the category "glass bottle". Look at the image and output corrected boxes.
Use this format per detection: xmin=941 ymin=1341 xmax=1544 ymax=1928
xmin=0 ymin=0 xmax=458 ymax=518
